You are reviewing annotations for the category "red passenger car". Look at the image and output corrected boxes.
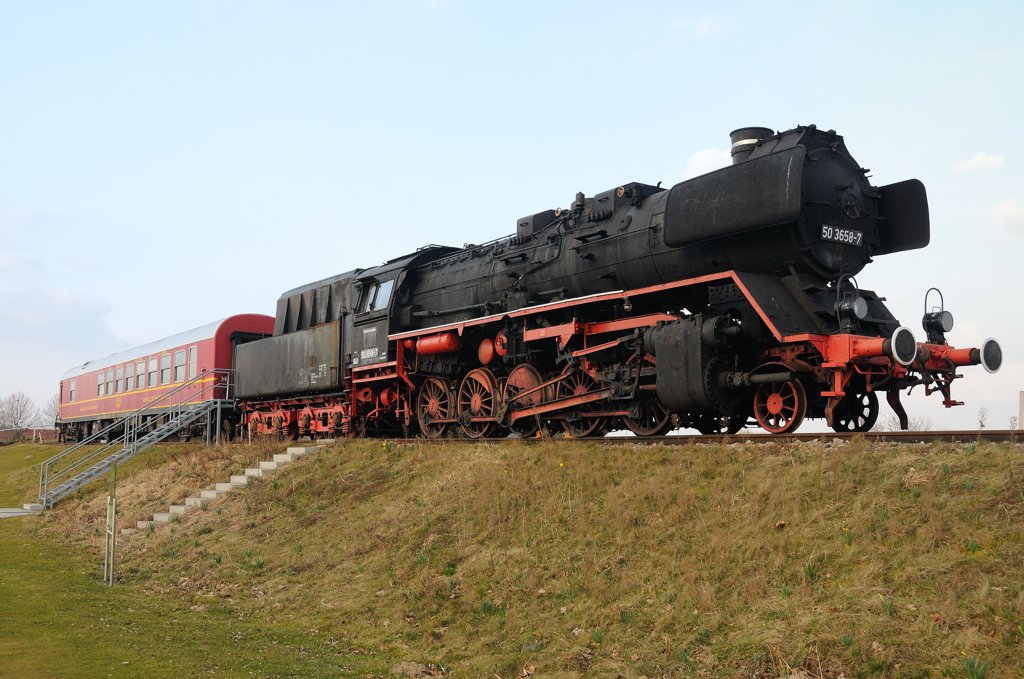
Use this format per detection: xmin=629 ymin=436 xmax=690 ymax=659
xmin=58 ymin=314 xmax=274 ymax=441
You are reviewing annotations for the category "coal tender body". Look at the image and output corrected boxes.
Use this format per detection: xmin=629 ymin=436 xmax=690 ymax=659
xmin=236 ymin=124 xmax=1001 ymax=438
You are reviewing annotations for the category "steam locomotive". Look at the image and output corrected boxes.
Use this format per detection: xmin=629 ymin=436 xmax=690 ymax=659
xmin=234 ymin=125 xmax=1002 ymax=437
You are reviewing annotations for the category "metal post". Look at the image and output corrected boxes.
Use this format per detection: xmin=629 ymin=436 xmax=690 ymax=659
xmin=103 ymin=495 xmax=116 ymax=586
xmin=215 ymin=401 xmax=222 ymax=444
xmin=103 ymin=462 xmax=117 ymax=586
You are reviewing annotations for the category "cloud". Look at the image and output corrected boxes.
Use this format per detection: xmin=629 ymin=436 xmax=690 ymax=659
xmin=683 ymin=148 xmax=731 ymax=179
xmin=952 ymin=152 xmax=1006 ymax=172
xmin=671 ymin=15 xmax=735 ymax=39
xmin=990 ymin=199 xmax=1024 ymax=239
xmin=0 ymin=288 xmax=119 ymax=349
xmin=0 ymin=288 xmax=125 ymax=412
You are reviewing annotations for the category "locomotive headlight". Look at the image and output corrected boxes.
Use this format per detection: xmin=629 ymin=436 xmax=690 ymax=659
xmin=922 ymin=310 xmax=954 ymax=342
xmin=837 ymin=295 xmax=869 ymax=320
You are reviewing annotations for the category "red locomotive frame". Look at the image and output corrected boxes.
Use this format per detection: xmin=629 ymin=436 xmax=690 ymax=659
xmin=241 ymin=270 xmax=989 ymax=439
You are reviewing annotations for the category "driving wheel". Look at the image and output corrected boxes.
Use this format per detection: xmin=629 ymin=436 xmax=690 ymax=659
xmin=457 ymin=368 xmax=498 ymax=439
xmin=622 ymin=397 xmax=673 ymax=436
xmin=557 ymin=370 xmax=605 ymax=438
xmin=417 ymin=377 xmax=453 ymax=439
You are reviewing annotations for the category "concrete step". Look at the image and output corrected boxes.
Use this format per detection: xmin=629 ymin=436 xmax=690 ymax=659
xmin=184 ymin=497 xmax=206 ymax=508
xmin=200 ymin=489 xmax=223 ymax=500
xmin=273 ymin=453 xmax=296 ymax=464
xmin=287 ymin=445 xmax=321 ymax=455
xmin=229 ymin=475 xmax=249 ymax=487
xmin=259 ymin=460 xmax=280 ymax=471
xmin=244 ymin=468 xmax=266 ymax=478
xmin=22 ymin=503 xmax=43 ymax=512
xmin=169 ymin=504 xmax=188 ymax=515
xmin=153 ymin=512 xmax=171 ymax=523
xmin=136 ymin=520 xmax=155 ymax=530
xmin=214 ymin=482 xmax=235 ymax=492
xmin=120 ymin=528 xmax=136 ymax=536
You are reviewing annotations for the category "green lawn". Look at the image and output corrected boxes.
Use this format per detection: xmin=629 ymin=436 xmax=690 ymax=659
xmin=0 ymin=442 xmax=49 ymax=505
xmin=0 ymin=443 xmax=378 ymax=678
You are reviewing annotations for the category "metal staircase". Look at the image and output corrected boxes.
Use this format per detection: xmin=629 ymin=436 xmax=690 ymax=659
xmin=38 ymin=369 xmax=234 ymax=508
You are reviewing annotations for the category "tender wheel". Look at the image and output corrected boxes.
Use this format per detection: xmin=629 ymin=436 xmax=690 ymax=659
xmin=457 ymin=368 xmax=498 ymax=439
xmin=556 ymin=370 xmax=605 ymax=438
xmin=753 ymin=380 xmax=807 ymax=434
xmin=417 ymin=377 xmax=453 ymax=439
xmin=831 ymin=390 xmax=879 ymax=433
xmin=623 ymin=397 xmax=673 ymax=436
xmin=503 ymin=364 xmax=546 ymax=437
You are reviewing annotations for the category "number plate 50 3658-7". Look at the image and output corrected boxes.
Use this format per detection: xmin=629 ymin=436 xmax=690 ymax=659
xmin=820 ymin=224 xmax=863 ymax=246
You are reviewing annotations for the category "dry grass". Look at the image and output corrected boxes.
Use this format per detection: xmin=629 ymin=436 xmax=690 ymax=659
xmin=40 ymin=438 xmax=1024 ymax=677
xmin=42 ymin=439 xmax=283 ymax=543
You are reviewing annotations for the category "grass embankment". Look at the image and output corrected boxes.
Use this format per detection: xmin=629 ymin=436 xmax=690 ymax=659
xmin=48 ymin=438 xmax=1024 ymax=676
xmin=1 ymin=438 xmax=1022 ymax=677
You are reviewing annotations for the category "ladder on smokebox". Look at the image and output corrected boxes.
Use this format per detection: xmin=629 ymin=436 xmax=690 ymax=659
xmin=38 ymin=369 xmax=234 ymax=509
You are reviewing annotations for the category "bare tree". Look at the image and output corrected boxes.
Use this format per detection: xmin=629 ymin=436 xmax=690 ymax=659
xmin=1010 ymin=416 xmax=1019 ymax=431
xmin=40 ymin=392 xmax=60 ymax=428
xmin=0 ymin=392 xmax=39 ymax=439
xmin=977 ymin=407 xmax=989 ymax=430
xmin=877 ymin=413 xmax=932 ymax=431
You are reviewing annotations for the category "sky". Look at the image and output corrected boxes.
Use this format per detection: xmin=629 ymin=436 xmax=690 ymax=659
xmin=1 ymin=0 xmax=1021 ymax=430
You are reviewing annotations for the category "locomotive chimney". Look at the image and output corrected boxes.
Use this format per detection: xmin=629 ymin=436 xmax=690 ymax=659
xmin=729 ymin=127 xmax=774 ymax=164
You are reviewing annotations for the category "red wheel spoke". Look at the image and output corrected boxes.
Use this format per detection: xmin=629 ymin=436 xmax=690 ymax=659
xmin=753 ymin=378 xmax=807 ymax=434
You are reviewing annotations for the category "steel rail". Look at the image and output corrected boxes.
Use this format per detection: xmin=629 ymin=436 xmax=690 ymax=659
xmin=371 ymin=430 xmax=1020 ymax=446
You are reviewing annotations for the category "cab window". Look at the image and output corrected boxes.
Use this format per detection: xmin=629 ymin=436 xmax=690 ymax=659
xmin=372 ymin=279 xmax=394 ymax=311
xmin=361 ymin=279 xmax=395 ymax=313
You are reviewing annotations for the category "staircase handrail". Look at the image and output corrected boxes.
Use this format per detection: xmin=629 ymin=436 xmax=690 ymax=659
xmin=39 ymin=369 xmax=233 ymax=505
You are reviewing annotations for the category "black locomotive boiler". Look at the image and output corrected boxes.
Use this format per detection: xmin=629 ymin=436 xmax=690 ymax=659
xmin=234 ymin=124 xmax=1002 ymax=438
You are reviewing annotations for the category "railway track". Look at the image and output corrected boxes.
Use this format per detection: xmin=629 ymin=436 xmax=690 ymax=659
xmin=383 ymin=429 xmax=1021 ymax=446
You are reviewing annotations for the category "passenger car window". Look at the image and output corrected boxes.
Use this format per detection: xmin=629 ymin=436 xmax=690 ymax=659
xmin=125 ymin=364 xmax=134 ymax=391
xmin=69 ymin=379 xmax=76 ymax=402
xmin=115 ymin=367 xmax=124 ymax=393
xmin=174 ymin=350 xmax=186 ymax=382
xmin=148 ymin=358 xmax=158 ymax=387
xmin=160 ymin=355 xmax=171 ymax=385
xmin=137 ymin=362 xmax=146 ymax=389
xmin=188 ymin=346 xmax=197 ymax=379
